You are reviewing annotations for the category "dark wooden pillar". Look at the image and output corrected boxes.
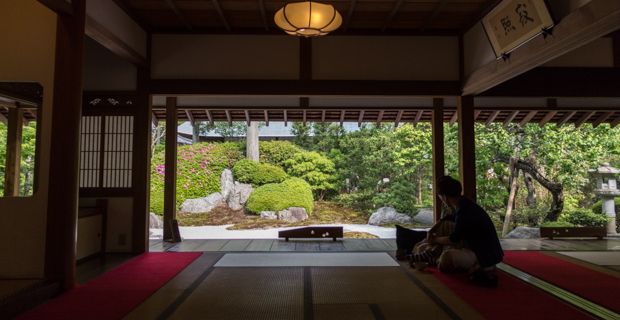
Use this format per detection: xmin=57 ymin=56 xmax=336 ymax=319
xmin=44 ymin=0 xmax=86 ymax=290
xmin=132 ymin=34 xmax=152 ymax=253
xmin=163 ymin=97 xmax=178 ymax=240
xmin=431 ymin=98 xmax=444 ymax=222
xmin=3 ymin=107 xmax=23 ymax=196
xmin=457 ymin=96 xmax=476 ymax=201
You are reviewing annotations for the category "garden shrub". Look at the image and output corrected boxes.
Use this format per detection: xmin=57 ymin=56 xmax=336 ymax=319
xmin=538 ymin=221 xmax=574 ymax=228
xmin=284 ymin=151 xmax=336 ymax=200
xmin=259 ymin=140 xmax=304 ymax=167
xmin=509 ymin=205 xmax=547 ymax=228
xmin=150 ymin=142 xmax=243 ymax=215
xmin=251 ymin=163 xmax=288 ymax=185
xmin=245 ymin=177 xmax=314 ymax=214
xmin=558 ymin=209 xmax=609 ymax=227
xmin=232 ymin=159 xmax=261 ymax=183
xmin=333 ymin=190 xmax=376 ymax=212
xmin=371 ymin=179 xmax=420 ymax=217
xmin=591 ymin=198 xmax=620 ymax=233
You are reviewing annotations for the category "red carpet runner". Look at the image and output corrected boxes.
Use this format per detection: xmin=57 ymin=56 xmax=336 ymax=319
xmin=429 ymin=266 xmax=592 ymax=320
xmin=503 ymin=251 xmax=620 ymax=313
xmin=17 ymin=252 xmax=202 ymax=320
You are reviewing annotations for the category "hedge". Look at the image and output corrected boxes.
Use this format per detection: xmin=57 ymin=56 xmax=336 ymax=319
xmin=245 ymin=177 xmax=313 ymax=214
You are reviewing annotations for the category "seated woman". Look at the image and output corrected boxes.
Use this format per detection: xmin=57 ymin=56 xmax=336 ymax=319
xmin=398 ymin=176 xmax=504 ymax=287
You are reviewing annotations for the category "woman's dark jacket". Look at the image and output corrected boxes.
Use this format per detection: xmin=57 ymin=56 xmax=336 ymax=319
xmin=440 ymin=196 xmax=504 ymax=268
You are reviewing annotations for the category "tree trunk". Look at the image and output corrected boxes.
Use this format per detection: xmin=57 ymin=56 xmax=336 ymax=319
xmin=502 ymin=157 xmax=519 ymax=237
xmin=493 ymin=156 xmax=564 ymax=221
xmin=523 ymin=171 xmax=537 ymax=206
xmin=417 ymin=167 xmax=423 ymax=205
xmin=247 ymin=121 xmax=259 ymax=161
xmin=192 ymin=122 xmax=200 ymax=143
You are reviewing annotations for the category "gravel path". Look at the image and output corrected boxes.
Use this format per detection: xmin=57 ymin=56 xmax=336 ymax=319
xmin=150 ymin=223 xmax=430 ymax=240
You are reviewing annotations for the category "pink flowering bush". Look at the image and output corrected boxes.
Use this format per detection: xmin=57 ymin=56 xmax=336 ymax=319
xmin=150 ymin=142 xmax=243 ymax=215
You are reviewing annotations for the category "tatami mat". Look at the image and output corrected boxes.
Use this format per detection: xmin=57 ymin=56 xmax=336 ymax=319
xmin=557 ymin=251 xmax=620 ymax=265
xmin=214 ymin=252 xmax=399 ymax=267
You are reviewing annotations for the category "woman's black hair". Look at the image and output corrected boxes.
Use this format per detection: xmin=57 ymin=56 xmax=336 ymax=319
xmin=437 ymin=176 xmax=462 ymax=197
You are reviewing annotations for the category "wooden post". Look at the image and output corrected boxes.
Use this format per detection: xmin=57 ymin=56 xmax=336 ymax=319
xmin=163 ymin=97 xmax=178 ymax=240
xmin=502 ymin=157 xmax=519 ymax=237
xmin=432 ymin=98 xmax=445 ymax=223
xmin=457 ymin=96 xmax=476 ymax=201
xmin=132 ymin=33 xmax=152 ymax=253
xmin=4 ymin=107 xmax=23 ymax=196
xmin=44 ymin=0 xmax=86 ymax=290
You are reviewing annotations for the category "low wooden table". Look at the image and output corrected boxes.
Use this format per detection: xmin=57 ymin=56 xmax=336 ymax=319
xmin=279 ymin=226 xmax=343 ymax=241
xmin=540 ymin=227 xmax=606 ymax=239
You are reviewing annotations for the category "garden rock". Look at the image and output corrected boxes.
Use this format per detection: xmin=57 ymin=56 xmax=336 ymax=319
xmin=368 ymin=207 xmax=413 ymax=226
xmin=180 ymin=192 xmax=223 ymax=213
xmin=149 ymin=212 xmax=164 ymax=229
xmin=413 ymin=209 xmax=434 ymax=226
xmin=260 ymin=211 xmax=277 ymax=219
xmin=505 ymin=227 xmax=541 ymax=239
xmin=227 ymin=182 xmax=254 ymax=210
xmin=277 ymin=207 xmax=308 ymax=223
xmin=220 ymin=169 xmax=234 ymax=201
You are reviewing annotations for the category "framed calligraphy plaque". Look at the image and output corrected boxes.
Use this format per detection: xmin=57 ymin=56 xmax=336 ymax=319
xmin=481 ymin=0 xmax=554 ymax=58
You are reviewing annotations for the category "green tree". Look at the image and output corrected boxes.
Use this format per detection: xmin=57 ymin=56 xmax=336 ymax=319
xmin=284 ymin=151 xmax=336 ymax=201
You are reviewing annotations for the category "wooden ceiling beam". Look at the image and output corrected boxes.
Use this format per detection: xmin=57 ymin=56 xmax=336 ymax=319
xmin=225 ymin=109 xmax=232 ymax=126
xmin=340 ymin=110 xmax=345 ymax=127
xmin=394 ymin=110 xmax=403 ymax=127
xmin=258 ymin=0 xmax=269 ymax=32
xmin=380 ymin=0 xmax=404 ymax=33
xmin=185 ymin=110 xmax=195 ymax=126
xmin=152 ymin=112 xmax=158 ymax=126
xmin=212 ymin=0 xmax=231 ymax=32
xmin=463 ymin=0 xmax=620 ymax=96
xmin=358 ymin=110 xmax=365 ymax=127
xmin=85 ymin=16 xmax=147 ymax=67
xmin=420 ymin=0 xmax=450 ymax=33
xmin=485 ymin=110 xmax=500 ymax=128
xmin=27 ymin=109 xmax=37 ymax=120
xmin=519 ymin=111 xmax=537 ymax=127
xmin=205 ymin=109 xmax=214 ymax=126
xmin=264 ymin=110 xmax=269 ymax=126
xmin=111 ymin=0 xmax=150 ymax=32
xmin=575 ymin=111 xmax=595 ymax=128
xmin=592 ymin=112 xmax=613 ymax=128
xmin=503 ymin=111 xmax=519 ymax=128
xmin=36 ymin=0 xmax=73 ymax=16
xmin=377 ymin=110 xmax=384 ymax=126
xmin=610 ymin=113 xmax=620 ymax=128
xmin=557 ymin=111 xmax=577 ymax=128
xmin=539 ymin=111 xmax=557 ymax=127
xmin=449 ymin=111 xmax=457 ymax=127
xmin=459 ymin=0 xmax=502 ymax=35
xmin=413 ymin=110 xmax=423 ymax=127
xmin=244 ymin=110 xmax=251 ymax=126
xmin=165 ymin=0 xmax=192 ymax=31
xmin=474 ymin=110 xmax=481 ymax=121
xmin=342 ymin=0 xmax=357 ymax=32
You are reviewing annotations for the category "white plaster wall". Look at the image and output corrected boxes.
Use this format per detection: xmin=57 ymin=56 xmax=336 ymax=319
xmin=151 ymin=35 xmax=300 ymax=79
xmin=83 ymin=37 xmax=137 ymax=91
xmin=86 ymin=0 xmax=147 ymax=58
xmin=542 ymin=38 xmax=613 ymax=67
xmin=0 ymin=0 xmax=56 ymax=278
xmin=312 ymin=36 xmax=459 ymax=81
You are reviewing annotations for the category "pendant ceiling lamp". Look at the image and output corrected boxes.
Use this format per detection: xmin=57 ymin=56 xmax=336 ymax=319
xmin=274 ymin=1 xmax=342 ymax=37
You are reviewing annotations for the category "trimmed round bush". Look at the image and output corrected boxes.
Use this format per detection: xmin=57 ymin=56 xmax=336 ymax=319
xmin=538 ymin=221 xmax=574 ymax=228
xmin=259 ymin=141 xmax=304 ymax=167
xmin=232 ymin=159 xmax=261 ymax=183
xmin=251 ymin=163 xmax=287 ymax=185
xmin=245 ymin=178 xmax=314 ymax=214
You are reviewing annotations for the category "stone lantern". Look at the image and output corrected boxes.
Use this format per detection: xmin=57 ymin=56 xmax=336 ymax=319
xmin=588 ymin=162 xmax=619 ymax=234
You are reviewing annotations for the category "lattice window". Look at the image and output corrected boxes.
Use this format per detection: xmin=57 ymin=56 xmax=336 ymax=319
xmin=80 ymin=115 xmax=133 ymax=189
